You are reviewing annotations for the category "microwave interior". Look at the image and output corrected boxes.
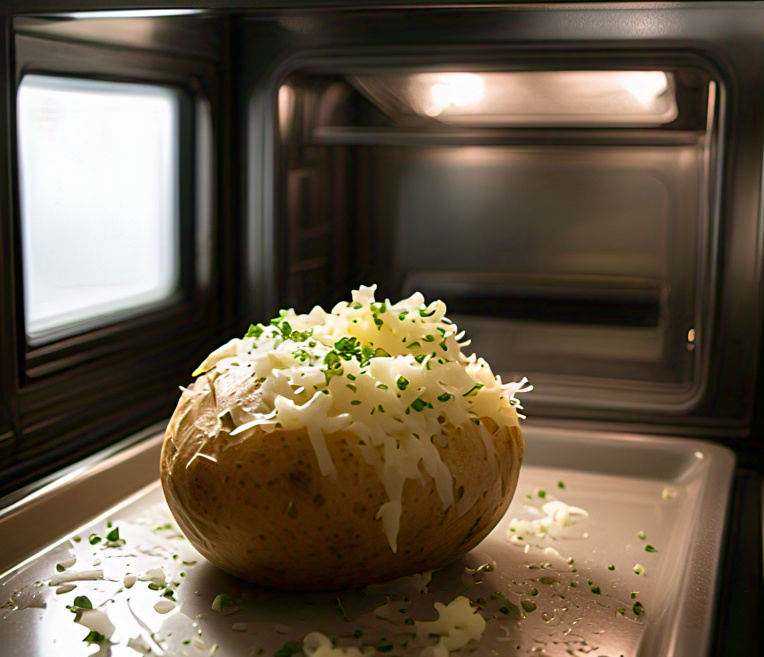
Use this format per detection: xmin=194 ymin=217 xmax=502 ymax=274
xmin=0 ymin=5 xmax=762 ymax=657
xmin=273 ymin=60 xmax=720 ymax=417
xmin=8 ymin=9 xmax=756 ymax=472
xmin=4 ymin=8 xmax=754 ymax=485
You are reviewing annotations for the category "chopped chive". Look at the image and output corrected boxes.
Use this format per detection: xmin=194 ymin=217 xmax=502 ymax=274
xmin=212 ymin=593 xmax=234 ymax=612
xmin=410 ymin=397 xmax=432 ymax=412
xmin=376 ymin=637 xmax=394 ymax=652
xmin=462 ymin=383 xmax=484 ymax=397
xmin=83 ymin=631 xmax=106 ymax=644
xmin=334 ymin=598 xmax=348 ymax=620
xmin=244 ymin=323 xmax=265 ymax=338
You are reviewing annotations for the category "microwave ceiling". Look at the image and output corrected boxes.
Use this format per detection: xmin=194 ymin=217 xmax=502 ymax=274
xmin=349 ymin=70 xmax=678 ymax=127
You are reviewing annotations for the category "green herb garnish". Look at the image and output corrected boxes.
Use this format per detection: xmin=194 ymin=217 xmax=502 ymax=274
xmin=212 ymin=593 xmax=234 ymax=612
xmin=410 ymin=397 xmax=432 ymax=412
xmin=274 ymin=640 xmax=302 ymax=657
xmin=376 ymin=638 xmax=394 ymax=652
xmin=334 ymin=598 xmax=348 ymax=620
xmin=245 ymin=323 xmax=265 ymax=338
xmin=463 ymin=383 xmax=484 ymax=397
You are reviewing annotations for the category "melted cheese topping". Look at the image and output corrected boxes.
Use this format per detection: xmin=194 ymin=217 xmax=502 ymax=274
xmin=191 ymin=285 xmax=529 ymax=551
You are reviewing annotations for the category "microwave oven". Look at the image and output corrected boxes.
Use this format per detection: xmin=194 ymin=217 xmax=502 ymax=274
xmin=0 ymin=2 xmax=761 ymax=656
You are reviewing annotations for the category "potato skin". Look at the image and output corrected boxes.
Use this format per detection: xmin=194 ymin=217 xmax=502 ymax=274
xmin=161 ymin=374 xmax=523 ymax=591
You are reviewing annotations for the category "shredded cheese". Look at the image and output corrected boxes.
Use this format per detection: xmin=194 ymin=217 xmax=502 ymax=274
xmin=191 ymin=285 xmax=530 ymax=550
xmin=508 ymin=499 xmax=589 ymax=541
xmin=414 ymin=596 xmax=486 ymax=657
xmin=303 ymin=632 xmax=372 ymax=657
xmin=76 ymin=607 xmax=116 ymax=639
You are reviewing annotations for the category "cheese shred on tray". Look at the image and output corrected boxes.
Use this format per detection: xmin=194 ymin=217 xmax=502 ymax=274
xmin=161 ymin=285 xmax=528 ymax=591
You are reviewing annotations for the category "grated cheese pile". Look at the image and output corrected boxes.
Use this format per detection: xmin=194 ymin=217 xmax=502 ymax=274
xmin=190 ymin=285 xmax=529 ymax=551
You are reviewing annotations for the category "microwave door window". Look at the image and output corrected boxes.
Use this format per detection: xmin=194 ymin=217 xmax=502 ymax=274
xmin=17 ymin=75 xmax=180 ymax=343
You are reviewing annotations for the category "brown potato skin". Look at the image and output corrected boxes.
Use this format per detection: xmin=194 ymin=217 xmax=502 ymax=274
xmin=161 ymin=374 xmax=523 ymax=591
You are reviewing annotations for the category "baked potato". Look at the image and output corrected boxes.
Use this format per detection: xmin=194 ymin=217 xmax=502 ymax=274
xmin=161 ymin=286 xmax=527 ymax=590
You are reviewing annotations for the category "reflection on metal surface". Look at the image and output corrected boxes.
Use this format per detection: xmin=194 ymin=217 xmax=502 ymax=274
xmin=352 ymin=70 xmax=678 ymax=126
xmin=59 ymin=10 xmax=203 ymax=19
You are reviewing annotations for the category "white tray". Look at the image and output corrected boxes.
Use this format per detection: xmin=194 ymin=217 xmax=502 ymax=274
xmin=0 ymin=423 xmax=735 ymax=657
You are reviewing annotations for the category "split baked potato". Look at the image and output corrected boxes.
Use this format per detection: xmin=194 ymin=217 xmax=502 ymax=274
xmin=161 ymin=286 xmax=527 ymax=590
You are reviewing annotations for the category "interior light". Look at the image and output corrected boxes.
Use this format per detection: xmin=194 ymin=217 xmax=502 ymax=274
xmin=422 ymin=73 xmax=485 ymax=117
xmin=620 ymin=71 xmax=670 ymax=107
xmin=350 ymin=70 xmax=678 ymax=126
